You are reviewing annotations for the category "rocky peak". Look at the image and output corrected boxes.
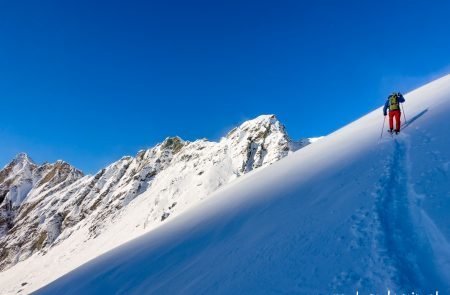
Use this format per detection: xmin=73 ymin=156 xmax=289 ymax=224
xmin=226 ymin=114 xmax=286 ymax=139
xmin=33 ymin=161 xmax=84 ymax=190
xmin=0 ymin=155 xmax=83 ymax=233
xmin=224 ymin=115 xmax=298 ymax=175
xmin=159 ymin=137 xmax=186 ymax=154
xmin=0 ymin=153 xmax=36 ymax=182
xmin=0 ymin=154 xmax=38 ymax=208
xmin=11 ymin=152 xmax=35 ymax=165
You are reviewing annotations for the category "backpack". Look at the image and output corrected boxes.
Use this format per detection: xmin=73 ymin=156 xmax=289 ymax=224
xmin=389 ymin=93 xmax=400 ymax=111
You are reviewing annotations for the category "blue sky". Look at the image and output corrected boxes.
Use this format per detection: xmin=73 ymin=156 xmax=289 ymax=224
xmin=1 ymin=0 xmax=449 ymax=174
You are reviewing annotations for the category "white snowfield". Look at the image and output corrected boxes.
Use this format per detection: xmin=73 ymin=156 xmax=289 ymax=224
xmin=8 ymin=75 xmax=450 ymax=294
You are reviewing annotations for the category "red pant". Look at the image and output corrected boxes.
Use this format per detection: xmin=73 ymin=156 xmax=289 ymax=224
xmin=389 ymin=109 xmax=401 ymax=131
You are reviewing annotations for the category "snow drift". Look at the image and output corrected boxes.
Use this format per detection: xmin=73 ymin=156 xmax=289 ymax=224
xmin=32 ymin=75 xmax=450 ymax=294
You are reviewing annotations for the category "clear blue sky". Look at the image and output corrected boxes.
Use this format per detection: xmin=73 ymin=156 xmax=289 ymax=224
xmin=1 ymin=0 xmax=449 ymax=174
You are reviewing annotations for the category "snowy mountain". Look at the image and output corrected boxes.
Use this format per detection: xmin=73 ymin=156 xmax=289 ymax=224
xmin=0 ymin=114 xmax=314 ymax=291
xmin=17 ymin=75 xmax=450 ymax=294
xmin=0 ymin=154 xmax=83 ymax=238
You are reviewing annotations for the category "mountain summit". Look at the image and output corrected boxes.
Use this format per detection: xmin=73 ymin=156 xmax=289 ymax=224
xmin=0 ymin=154 xmax=83 ymax=234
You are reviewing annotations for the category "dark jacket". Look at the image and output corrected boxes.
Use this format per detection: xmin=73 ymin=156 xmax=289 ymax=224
xmin=383 ymin=93 xmax=405 ymax=116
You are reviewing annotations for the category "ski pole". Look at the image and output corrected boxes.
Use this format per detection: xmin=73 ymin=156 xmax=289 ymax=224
xmin=401 ymin=103 xmax=407 ymax=124
xmin=380 ymin=115 xmax=386 ymax=140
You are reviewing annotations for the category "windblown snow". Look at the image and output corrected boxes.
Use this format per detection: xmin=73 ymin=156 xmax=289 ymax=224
xmin=30 ymin=74 xmax=450 ymax=295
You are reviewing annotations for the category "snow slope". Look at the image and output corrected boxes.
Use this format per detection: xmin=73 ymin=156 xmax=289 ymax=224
xmin=32 ymin=75 xmax=450 ymax=294
xmin=31 ymin=75 xmax=450 ymax=294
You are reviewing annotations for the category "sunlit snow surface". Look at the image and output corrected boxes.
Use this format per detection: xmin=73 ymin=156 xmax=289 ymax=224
xmin=32 ymin=76 xmax=450 ymax=293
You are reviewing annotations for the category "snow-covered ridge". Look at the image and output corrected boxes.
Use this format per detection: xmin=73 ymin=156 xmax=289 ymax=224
xmin=0 ymin=114 xmax=313 ymax=273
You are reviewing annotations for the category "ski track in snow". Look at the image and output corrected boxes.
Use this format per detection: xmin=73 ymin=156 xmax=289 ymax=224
xmin=367 ymin=132 xmax=450 ymax=293
xmin=346 ymin=124 xmax=450 ymax=294
xmin=374 ymin=137 xmax=423 ymax=290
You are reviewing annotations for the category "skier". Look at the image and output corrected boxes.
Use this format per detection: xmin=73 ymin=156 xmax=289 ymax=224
xmin=383 ymin=92 xmax=405 ymax=134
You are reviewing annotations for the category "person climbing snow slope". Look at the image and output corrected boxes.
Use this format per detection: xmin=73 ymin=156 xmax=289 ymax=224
xmin=383 ymin=92 xmax=406 ymax=134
